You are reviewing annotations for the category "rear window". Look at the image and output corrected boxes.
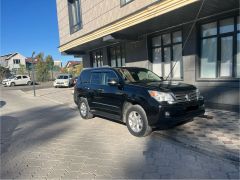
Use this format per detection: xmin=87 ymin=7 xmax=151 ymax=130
xmin=80 ymin=70 xmax=90 ymax=84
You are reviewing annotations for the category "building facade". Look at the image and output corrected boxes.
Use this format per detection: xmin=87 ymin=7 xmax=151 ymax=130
xmin=0 ymin=53 xmax=26 ymax=71
xmin=56 ymin=0 xmax=240 ymax=109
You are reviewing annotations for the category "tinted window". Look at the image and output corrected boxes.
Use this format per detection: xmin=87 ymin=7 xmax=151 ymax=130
xmin=23 ymin=76 xmax=28 ymax=79
xmin=16 ymin=76 xmax=21 ymax=79
xmin=105 ymin=71 xmax=118 ymax=85
xmin=90 ymin=72 xmax=104 ymax=85
xmin=80 ymin=70 xmax=90 ymax=83
xmin=63 ymin=76 xmax=68 ymax=79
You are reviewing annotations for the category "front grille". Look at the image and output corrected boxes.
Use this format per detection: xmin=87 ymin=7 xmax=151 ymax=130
xmin=174 ymin=90 xmax=197 ymax=102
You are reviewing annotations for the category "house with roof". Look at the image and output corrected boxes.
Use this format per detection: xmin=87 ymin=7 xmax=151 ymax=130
xmin=0 ymin=53 xmax=26 ymax=71
xmin=65 ymin=60 xmax=82 ymax=74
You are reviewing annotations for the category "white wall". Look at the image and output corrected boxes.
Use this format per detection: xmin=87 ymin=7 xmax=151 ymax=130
xmin=7 ymin=53 xmax=26 ymax=70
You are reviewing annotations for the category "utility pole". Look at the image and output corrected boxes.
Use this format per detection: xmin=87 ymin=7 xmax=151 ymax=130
xmin=31 ymin=52 xmax=36 ymax=97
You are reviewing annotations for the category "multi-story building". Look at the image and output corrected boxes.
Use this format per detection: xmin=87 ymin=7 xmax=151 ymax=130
xmin=56 ymin=0 xmax=239 ymax=109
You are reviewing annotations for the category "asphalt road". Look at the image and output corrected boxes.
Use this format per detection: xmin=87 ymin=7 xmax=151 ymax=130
xmin=0 ymin=88 xmax=239 ymax=179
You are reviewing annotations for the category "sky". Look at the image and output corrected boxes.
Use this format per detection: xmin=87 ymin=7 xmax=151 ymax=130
xmin=1 ymin=0 xmax=79 ymax=66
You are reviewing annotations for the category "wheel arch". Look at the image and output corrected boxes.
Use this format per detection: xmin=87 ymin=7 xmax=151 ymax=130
xmin=122 ymin=99 xmax=147 ymax=123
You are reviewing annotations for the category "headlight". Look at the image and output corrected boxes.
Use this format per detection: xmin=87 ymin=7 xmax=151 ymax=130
xmin=148 ymin=90 xmax=175 ymax=103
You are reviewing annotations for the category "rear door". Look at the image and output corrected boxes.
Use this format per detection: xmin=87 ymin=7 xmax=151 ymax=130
xmin=88 ymin=72 xmax=105 ymax=111
xmin=22 ymin=76 xmax=29 ymax=84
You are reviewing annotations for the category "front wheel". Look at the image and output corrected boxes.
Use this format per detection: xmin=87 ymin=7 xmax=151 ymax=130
xmin=10 ymin=82 xmax=15 ymax=87
xmin=78 ymin=98 xmax=93 ymax=119
xmin=126 ymin=105 xmax=152 ymax=137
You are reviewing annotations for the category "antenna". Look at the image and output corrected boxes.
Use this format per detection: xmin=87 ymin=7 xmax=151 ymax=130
xmin=165 ymin=0 xmax=206 ymax=81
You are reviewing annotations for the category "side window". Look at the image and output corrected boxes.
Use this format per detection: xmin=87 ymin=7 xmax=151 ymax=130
xmin=80 ymin=70 xmax=90 ymax=84
xmin=120 ymin=0 xmax=134 ymax=6
xmin=68 ymin=0 xmax=82 ymax=34
xmin=16 ymin=76 xmax=21 ymax=80
xmin=105 ymin=71 xmax=118 ymax=85
xmin=23 ymin=76 xmax=28 ymax=79
xmin=90 ymin=72 xmax=104 ymax=85
xmin=64 ymin=76 xmax=68 ymax=79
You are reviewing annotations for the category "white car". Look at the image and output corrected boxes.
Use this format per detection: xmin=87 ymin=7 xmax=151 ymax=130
xmin=2 ymin=75 xmax=32 ymax=87
xmin=53 ymin=74 xmax=73 ymax=88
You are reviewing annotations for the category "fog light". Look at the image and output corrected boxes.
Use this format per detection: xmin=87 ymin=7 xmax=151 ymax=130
xmin=165 ymin=111 xmax=170 ymax=117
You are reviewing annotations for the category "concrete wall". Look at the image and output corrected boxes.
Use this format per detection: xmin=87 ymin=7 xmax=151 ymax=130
xmin=56 ymin=0 xmax=159 ymax=46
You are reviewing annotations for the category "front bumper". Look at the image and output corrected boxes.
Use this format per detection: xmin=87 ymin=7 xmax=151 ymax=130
xmin=148 ymin=98 xmax=205 ymax=128
xmin=54 ymin=82 xmax=69 ymax=87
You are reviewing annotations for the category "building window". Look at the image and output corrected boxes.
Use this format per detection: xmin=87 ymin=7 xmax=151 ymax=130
xmin=68 ymin=0 xmax=82 ymax=34
xmin=200 ymin=16 xmax=240 ymax=78
xmin=109 ymin=45 xmax=125 ymax=67
xmin=120 ymin=0 xmax=134 ymax=6
xmin=13 ymin=59 xmax=20 ymax=64
xmin=91 ymin=49 xmax=103 ymax=67
xmin=151 ymin=31 xmax=183 ymax=79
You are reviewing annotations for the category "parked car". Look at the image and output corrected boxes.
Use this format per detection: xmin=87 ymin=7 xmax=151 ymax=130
xmin=53 ymin=74 xmax=73 ymax=88
xmin=74 ymin=67 xmax=205 ymax=137
xmin=2 ymin=75 xmax=32 ymax=87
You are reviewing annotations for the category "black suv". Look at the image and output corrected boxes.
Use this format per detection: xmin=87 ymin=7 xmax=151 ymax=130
xmin=74 ymin=67 xmax=205 ymax=137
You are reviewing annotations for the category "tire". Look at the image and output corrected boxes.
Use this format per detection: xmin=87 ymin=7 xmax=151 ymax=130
xmin=125 ymin=105 xmax=152 ymax=137
xmin=78 ymin=98 xmax=93 ymax=119
xmin=10 ymin=82 xmax=15 ymax=87
xmin=27 ymin=81 xmax=31 ymax=86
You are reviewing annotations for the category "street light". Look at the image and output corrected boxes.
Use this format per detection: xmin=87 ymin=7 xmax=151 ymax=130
xmin=31 ymin=52 xmax=36 ymax=97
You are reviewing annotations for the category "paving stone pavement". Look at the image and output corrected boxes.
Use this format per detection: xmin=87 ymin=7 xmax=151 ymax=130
xmin=25 ymin=87 xmax=240 ymax=162
xmin=157 ymin=109 xmax=240 ymax=162
xmin=1 ymin=88 xmax=239 ymax=179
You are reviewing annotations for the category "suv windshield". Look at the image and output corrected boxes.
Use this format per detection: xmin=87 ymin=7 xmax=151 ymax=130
xmin=57 ymin=75 xmax=69 ymax=79
xmin=117 ymin=68 xmax=162 ymax=83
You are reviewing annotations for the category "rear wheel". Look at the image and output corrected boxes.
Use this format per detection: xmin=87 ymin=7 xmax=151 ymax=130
xmin=126 ymin=105 xmax=152 ymax=137
xmin=27 ymin=81 xmax=31 ymax=85
xmin=78 ymin=98 xmax=93 ymax=119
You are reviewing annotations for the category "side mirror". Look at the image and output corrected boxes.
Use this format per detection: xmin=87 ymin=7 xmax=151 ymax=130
xmin=107 ymin=79 xmax=118 ymax=86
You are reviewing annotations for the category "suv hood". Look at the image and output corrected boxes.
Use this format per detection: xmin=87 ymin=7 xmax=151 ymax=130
xmin=128 ymin=81 xmax=196 ymax=92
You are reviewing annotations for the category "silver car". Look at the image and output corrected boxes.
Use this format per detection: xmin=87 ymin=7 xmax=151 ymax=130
xmin=53 ymin=74 xmax=73 ymax=88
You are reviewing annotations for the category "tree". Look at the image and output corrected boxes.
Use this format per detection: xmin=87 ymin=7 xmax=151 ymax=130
xmin=45 ymin=55 xmax=54 ymax=80
xmin=35 ymin=52 xmax=44 ymax=61
xmin=36 ymin=60 xmax=49 ymax=82
xmin=17 ymin=64 xmax=26 ymax=75
xmin=0 ymin=66 xmax=11 ymax=81
xmin=73 ymin=64 xmax=83 ymax=76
